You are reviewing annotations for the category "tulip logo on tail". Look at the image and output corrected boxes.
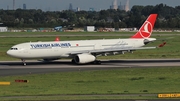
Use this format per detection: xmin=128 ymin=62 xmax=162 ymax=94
xmin=140 ymin=21 xmax=153 ymax=38
xmin=131 ymin=14 xmax=157 ymax=38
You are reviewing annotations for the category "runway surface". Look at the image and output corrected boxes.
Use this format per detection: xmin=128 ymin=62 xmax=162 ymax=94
xmin=0 ymin=59 xmax=180 ymax=76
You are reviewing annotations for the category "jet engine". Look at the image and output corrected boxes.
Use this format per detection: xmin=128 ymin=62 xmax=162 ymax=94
xmin=74 ymin=54 xmax=96 ymax=64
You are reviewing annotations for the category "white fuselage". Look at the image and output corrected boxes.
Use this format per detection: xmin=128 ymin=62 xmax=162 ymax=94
xmin=7 ymin=38 xmax=155 ymax=59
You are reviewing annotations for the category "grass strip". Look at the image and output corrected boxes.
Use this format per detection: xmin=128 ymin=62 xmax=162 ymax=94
xmin=0 ymin=67 xmax=180 ymax=100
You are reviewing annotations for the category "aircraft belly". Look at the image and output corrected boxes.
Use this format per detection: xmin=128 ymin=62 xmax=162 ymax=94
xmin=22 ymin=49 xmax=62 ymax=59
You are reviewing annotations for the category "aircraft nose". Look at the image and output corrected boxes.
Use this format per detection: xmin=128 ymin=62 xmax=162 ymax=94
xmin=7 ymin=49 xmax=22 ymax=58
xmin=6 ymin=50 xmax=12 ymax=56
xmin=6 ymin=50 xmax=16 ymax=57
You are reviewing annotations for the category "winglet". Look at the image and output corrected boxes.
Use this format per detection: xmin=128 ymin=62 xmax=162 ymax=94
xmin=131 ymin=14 xmax=158 ymax=38
xmin=158 ymin=42 xmax=166 ymax=48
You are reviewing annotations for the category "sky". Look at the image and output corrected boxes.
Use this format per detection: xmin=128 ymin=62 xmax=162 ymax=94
xmin=1 ymin=0 xmax=180 ymax=11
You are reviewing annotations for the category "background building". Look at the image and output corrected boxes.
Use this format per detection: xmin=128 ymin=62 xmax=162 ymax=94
xmin=84 ymin=26 xmax=95 ymax=32
xmin=89 ymin=8 xmax=95 ymax=11
xmin=110 ymin=0 xmax=129 ymax=11
xmin=69 ymin=3 xmax=73 ymax=11
xmin=13 ymin=0 xmax=15 ymax=10
xmin=23 ymin=4 xmax=26 ymax=10
xmin=125 ymin=0 xmax=130 ymax=12
xmin=118 ymin=2 xmax=125 ymax=10
xmin=110 ymin=0 xmax=118 ymax=10
xmin=0 ymin=27 xmax=8 ymax=32
xmin=76 ymin=7 xmax=81 ymax=11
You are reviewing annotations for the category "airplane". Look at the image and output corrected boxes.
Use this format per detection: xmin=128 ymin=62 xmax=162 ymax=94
xmin=7 ymin=14 xmax=164 ymax=66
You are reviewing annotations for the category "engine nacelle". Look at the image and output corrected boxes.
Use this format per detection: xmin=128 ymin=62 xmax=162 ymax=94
xmin=74 ymin=54 xmax=96 ymax=64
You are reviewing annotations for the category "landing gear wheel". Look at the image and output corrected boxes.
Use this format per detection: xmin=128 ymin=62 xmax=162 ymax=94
xmin=71 ymin=59 xmax=76 ymax=64
xmin=24 ymin=63 xmax=26 ymax=66
xmin=21 ymin=59 xmax=26 ymax=66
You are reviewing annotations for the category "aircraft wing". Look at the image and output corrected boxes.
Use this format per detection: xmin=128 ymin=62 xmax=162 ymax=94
xmin=69 ymin=46 xmax=157 ymax=55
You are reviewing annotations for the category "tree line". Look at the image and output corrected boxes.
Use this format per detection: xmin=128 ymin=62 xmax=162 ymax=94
xmin=1 ymin=3 xmax=180 ymax=29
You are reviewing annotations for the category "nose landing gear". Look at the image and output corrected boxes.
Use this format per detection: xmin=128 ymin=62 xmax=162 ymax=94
xmin=21 ymin=59 xmax=26 ymax=66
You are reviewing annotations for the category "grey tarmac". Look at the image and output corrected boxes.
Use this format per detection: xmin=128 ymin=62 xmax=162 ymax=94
xmin=0 ymin=59 xmax=180 ymax=76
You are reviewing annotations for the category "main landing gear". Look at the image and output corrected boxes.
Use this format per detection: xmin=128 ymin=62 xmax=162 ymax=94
xmin=93 ymin=60 xmax=101 ymax=65
xmin=21 ymin=59 xmax=26 ymax=66
xmin=71 ymin=59 xmax=101 ymax=65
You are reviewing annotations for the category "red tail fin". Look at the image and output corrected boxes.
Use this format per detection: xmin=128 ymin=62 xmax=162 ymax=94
xmin=131 ymin=14 xmax=157 ymax=38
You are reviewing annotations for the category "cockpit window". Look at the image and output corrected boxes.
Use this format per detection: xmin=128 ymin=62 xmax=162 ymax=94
xmin=10 ymin=48 xmax=18 ymax=50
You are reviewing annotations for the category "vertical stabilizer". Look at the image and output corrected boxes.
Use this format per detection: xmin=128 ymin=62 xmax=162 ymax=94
xmin=131 ymin=14 xmax=157 ymax=38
